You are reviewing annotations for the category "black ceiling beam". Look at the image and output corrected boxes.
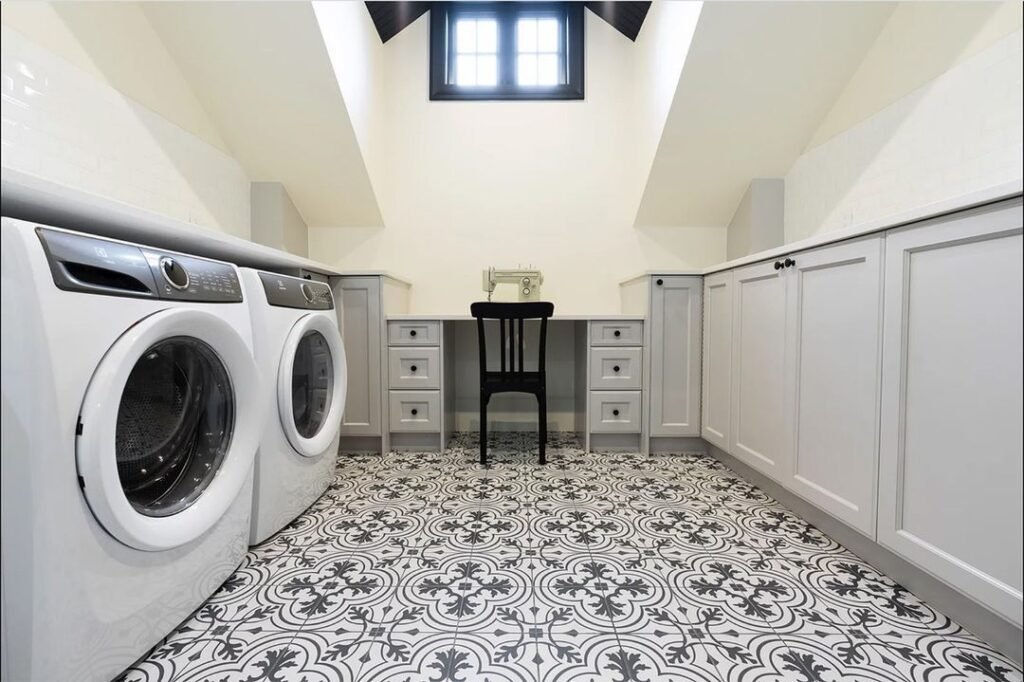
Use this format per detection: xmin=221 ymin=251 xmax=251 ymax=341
xmin=365 ymin=2 xmax=651 ymax=45
xmin=584 ymin=2 xmax=651 ymax=42
xmin=365 ymin=2 xmax=431 ymax=43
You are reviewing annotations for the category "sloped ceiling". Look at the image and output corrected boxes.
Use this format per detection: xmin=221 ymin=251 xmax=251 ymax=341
xmin=143 ymin=1 xmax=382 ymax=227
xmin=635 ymin=2 xmax=895 ymax=227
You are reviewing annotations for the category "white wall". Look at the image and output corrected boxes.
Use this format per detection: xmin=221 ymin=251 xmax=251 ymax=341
xmin=251 ymin=182 xmax=308 ymax=257
xmin=0 ymin=13 xmax=250 ymax=239
xmin=785 ymin=7 xmax=1023 ymax=242
xmin=310 ymin=9 xmax=725 ymax=315
xmin=726 ymin=179 xmax=784 ymax=260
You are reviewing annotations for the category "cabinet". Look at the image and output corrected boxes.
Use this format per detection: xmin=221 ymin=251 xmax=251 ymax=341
xmin=337 ymin=277 xmax=382 ymax=437
xmin=649 ymin=276 xmax=702 ymax=437
xmin=701 ymin=271 xmax=733 ymax=451
xmin=784 ymin=237 xmax=883 ymax=536
xmin=729 ymin=261 xmax=790 ymax=480
xmin=877 ymin=200 xmax=1023 ymax=626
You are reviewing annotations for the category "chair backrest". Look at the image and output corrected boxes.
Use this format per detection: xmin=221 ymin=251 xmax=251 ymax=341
xmin=470 ymin=301 xmax=554 ymax=378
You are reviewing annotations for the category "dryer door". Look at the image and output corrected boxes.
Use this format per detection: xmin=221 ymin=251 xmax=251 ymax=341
xmin=77 ymin=308 xmax=260 ymax=551
xmin=278 ymin=313 xmax=347 ymax=457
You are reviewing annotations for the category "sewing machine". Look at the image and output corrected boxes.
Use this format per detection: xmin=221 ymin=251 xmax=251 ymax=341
xmin=482 ymin=266 xmax=543 ymax=301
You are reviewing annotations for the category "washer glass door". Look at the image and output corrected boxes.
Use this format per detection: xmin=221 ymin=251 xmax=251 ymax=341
xmin=278 ymin=313 xmax=347 ymax=457
xmin=116 ymin=336 xmax=233 ymax=516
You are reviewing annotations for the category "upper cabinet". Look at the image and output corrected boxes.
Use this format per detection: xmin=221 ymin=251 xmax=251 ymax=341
xmin=649 ymin=276 xmax=703 ymax=439
xmin=877 ymin=199 xmax=1023 ymax=627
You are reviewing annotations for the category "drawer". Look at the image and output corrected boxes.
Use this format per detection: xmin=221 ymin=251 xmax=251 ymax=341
xmin=590 ymin=347 xmax=643 ymax=390
xmin=388 ymin=320 xmax=440 ymax=346
xmin=389 ymin=390 xmax=441 ymax=432
xmin=388 ymin=347 xmax=441 ymax=389
xmin=590 ymin=391 xmax=641 ymax=433
xmin=591 ymin=320 xmax=643 ymax=346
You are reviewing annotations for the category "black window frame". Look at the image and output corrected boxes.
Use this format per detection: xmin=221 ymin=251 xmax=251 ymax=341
xmin=429 ymin=2 xmax=585 ymax=101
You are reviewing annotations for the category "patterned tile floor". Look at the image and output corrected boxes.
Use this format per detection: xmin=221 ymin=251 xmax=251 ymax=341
xmin=122 ymin=434 xmax=1022 ymax=682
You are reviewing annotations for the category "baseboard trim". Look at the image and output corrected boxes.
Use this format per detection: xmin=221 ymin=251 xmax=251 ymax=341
xmin=706 ymin=443 xmax=1023 ymax=665
xmin=337 ymin=435 xmax=382 ymax=454
xmin=648 ymin=436 xmax=707 ymax=454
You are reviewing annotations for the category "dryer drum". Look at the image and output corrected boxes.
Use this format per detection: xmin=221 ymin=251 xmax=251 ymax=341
xmin=115 ymin=336 xmax=235 ymax=517
xmin=291 ymin=330 xmax=334 ymax=439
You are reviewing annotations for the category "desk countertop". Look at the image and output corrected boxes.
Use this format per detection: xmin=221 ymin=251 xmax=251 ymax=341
xmin=386 ymin=313 xmax=645 ymax=322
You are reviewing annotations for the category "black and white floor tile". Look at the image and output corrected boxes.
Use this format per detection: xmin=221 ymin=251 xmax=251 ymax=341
xmin=121 ymin=434 xmax=1022 ymax=682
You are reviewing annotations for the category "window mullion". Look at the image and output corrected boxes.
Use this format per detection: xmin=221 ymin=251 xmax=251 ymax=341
xmin=499 ymin=4 xmax=516 ymax=89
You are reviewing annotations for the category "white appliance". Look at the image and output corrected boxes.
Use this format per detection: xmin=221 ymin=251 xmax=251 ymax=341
xmin=240 ymin=269 xmax=346 ymax=545
xmin=0 ymin=218 xmax=263 ymax=681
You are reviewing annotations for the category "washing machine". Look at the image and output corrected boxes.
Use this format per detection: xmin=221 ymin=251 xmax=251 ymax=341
xmin=240 ymin=269 xmax=347 ymax=546
xmin=0 ymin=218 xmax=263 ymax=681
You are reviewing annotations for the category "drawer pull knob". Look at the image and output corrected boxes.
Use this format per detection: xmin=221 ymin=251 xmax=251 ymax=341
xmin=612 ymin=409 xmax=620 ymax=416
xmin=656 ymin=278 xmax=663 ymax=286
xmin=613 ymin=365 xmax=620 ymax=373
xmin=409 ymin=329 xmax=417 ymax=337
xmin=774 ymin=261 xmax=784 ymax=270
xmin=784 ymin=257 xmax=796 ymax=268
xmin=614 ymin=330 xmax=621 ymax=337
xmin=411 ymin=408 xmax=418 ymax=416
xmin=410 ymin=365 xmax=418 ymax=372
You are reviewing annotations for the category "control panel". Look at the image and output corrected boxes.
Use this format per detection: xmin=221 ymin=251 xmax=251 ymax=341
xmin=259 ymin=271 xmax=333 ymax=310
xmin=142 ymin=250 xmax=242 ymax=303
xmin=36 ymin=228 xmax=242 ymax=303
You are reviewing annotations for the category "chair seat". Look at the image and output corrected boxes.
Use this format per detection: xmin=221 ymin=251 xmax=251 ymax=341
xmin=482 ymin=371 xmax=545 ymax=394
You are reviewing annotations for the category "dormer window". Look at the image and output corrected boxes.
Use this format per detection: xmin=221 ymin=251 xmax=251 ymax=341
xmin=430 ymin=2 xmax=585 ymax=100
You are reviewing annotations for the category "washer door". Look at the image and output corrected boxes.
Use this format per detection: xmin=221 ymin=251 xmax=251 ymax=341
xmin=77 ymin=308 xmax=260 ymax=551
xmin=278 ymin=313 xmax=347 ymax=457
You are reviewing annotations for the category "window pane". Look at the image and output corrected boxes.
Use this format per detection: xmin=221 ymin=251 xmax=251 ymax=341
xmin=456 ymin=19 xmax=477 ymax=54
xmin=477 ymin=55 xmax=498 ymax=86
xmin=538 ymin=54 xmax=559 ymax=86
xmin=517 ymin=18 xmax=537 ymax=52
xmin=456 ymin=55 xmax=477 ymax=86
xmin=478 ymin=19 xmax=498 ymax=53
xmin=517 ymin=54 xmax=537 ymax=86
xmin=538 ymin=18 xmax=559 ymax=52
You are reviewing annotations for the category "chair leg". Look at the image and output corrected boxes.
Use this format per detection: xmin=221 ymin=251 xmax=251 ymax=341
xmin=538 ymin=391 xmax=547 ymax=465
xmin=480 ymin=393 xmax=488 ymax=466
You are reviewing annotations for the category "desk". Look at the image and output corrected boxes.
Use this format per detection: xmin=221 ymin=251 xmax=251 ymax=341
xmin=333 ymin=275 xmax=703 ymax=454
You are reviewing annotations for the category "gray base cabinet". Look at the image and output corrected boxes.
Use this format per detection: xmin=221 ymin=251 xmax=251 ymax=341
xmin=337 ymin=277 xmax=382 ymax=437
xmin=877 ymin=200 xmax=1023 ymax=627
xmin=649 ymin=276 xmax=702 ymax=437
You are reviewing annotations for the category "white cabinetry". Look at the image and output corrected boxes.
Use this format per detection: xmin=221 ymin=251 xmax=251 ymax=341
xmin=784 ymin=237 xmax=883 ymax=536
xmin=649 ymin=277 xmax=702 ymax=437
xmin=701 ymin=271 xmax=733 ymax=451
xmin=729 ymin=261 xmax=790 ymax=480
xmin=877 ymin=201 xmax=1023 ymax=626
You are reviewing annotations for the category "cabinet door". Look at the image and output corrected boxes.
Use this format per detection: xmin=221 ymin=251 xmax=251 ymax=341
xmin=730 ymin=261 xmax=790 ymax=480
xmin=701 ymin=270 xmax=733 ymax=450
xmin=784 ymin=237 xmax=883 ymax=536
xmin=338 ymin=277 xmax=382 ymax=436
xmin=649 ymin=276 xmax=702 ymax=436
xmin=878 ymin=200 xmax=1023 ymax=626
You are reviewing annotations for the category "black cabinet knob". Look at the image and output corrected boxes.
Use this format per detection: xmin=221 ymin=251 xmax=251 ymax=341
xmin=613 ymin=365 xmax=620 ymax=372
xmin=612 ymin=409 xmax=620 ymax=416
xmin=656 ymin=278 xmax=664 ymax=286
xmin=411 ymin=408 xmax=418 ymax=416
xmin=410 ymin=365 xmax=417 ymax=372
xmin=784 ymin=258 xmax=796 ymax=268
xmin=409 ymin=329 xmax=417 ymax=337
xmin=774 ymin=261 xmax=784 ymax=270
xmin=614 ymin=330 xmax=621 ymax=337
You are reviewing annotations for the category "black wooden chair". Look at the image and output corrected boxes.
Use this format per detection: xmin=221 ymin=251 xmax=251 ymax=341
xmin=470 ymin=301 xmax=554 ymax=466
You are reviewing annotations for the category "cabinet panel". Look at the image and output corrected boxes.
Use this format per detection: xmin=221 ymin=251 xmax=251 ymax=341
xmin=879 ymin=200 xmax=1023 ymax=626
xmin=701 ymin=271 xmax=733 ymax=450
xmin=730 ymin=262 xmax=789 ymax=480
xmin=590 ymin=391 xmax=642 ymax=433
xmin=388 ymin=320 xmax=440 ymax=346
xmin=389 ymin=391 xmax=441 ymax=432
xmin=786 ymin=238 xmax=883 ymax=536
xmin=388 ymin=347 xmax=441 ymax=390
xmin=649 ymin=276 xmax=702 ymax=436
xmin=338 ymin=277 xmax=381 ymax=436
xmin=589 ymin=347 xmax=642 ymax=390
xmin=591 ymin=320 xmax=644 ymax=346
